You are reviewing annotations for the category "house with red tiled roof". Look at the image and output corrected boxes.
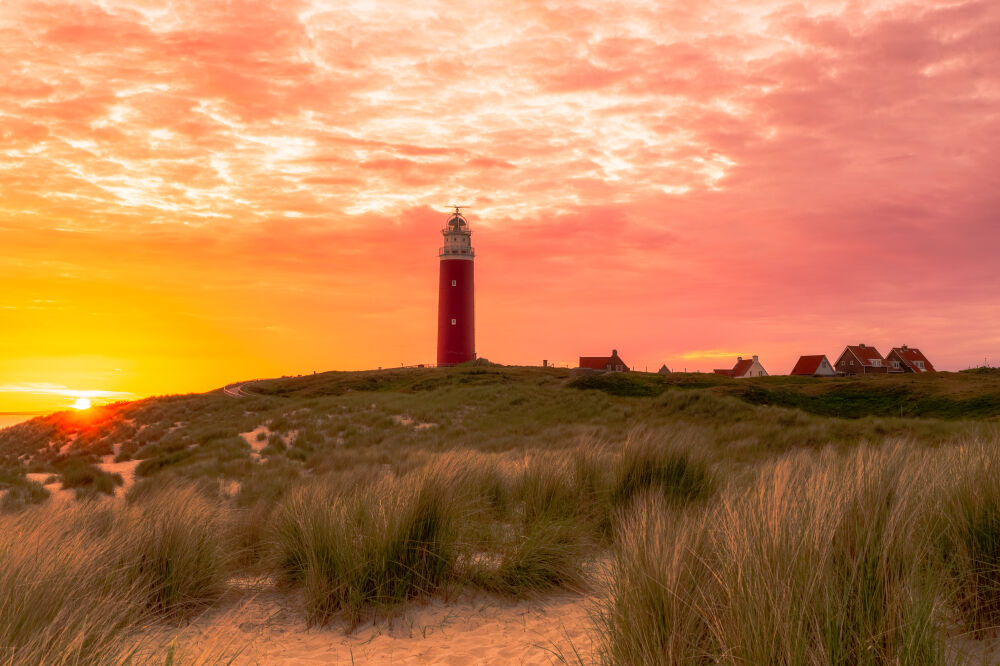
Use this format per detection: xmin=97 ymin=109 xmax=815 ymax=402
xmin=790 ymin=355 xmax=836 ymax=377
xmin=885 ymin=345 xmax=935 ymax=373
xmin=578 ymin=349 xmax=629 ymax=372
xmin=713 ymin=355 xmax=768 ymax=378
xmin=834 ymin=344 xmax=888 ymax=375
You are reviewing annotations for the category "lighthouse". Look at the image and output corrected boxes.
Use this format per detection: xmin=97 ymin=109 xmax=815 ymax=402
xmin=437 ymin=207 xmax=475 ymax=365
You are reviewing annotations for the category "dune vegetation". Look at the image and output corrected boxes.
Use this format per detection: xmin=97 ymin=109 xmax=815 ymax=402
xmin=0 ymin=364 xmax=998 ymax=664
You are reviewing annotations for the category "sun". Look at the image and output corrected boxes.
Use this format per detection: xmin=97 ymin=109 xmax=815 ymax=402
xmin=72 ymin=397 xmax=92 ymax=410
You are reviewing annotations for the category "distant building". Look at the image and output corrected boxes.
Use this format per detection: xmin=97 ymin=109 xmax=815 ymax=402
xmin=579 ymin=349 xmax=629 ymax=372
xmin=714 ymin=355 xmax=768 ymax=378
xmin=885 ymin=345 xmax=936 ymax=373
xmin=834 ymin=344 xmax=888 ymax=375
xmin=657 ymin=364 xmax=671 ymax=374
xmin=790 ymin=355 xmax=836 ymax=377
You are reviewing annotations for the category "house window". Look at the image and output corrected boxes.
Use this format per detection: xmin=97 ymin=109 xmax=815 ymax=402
xmin=915 ymin=361 xmax=924 ymax=368
xmin=871 ymin=359 xmax=881 ymax=367
xmin=451 ymin=280 xmax=457 ymax=286
xmin=892 ymin=361 xmax=900 ymax=368
xmin=451 ymin=319 xmax=456 ymax=325
xmin=850 ymin=360 xmax=854 ymax=365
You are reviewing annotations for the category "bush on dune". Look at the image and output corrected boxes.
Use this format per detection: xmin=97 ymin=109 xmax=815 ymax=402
xmin=935 ymin=444 xmax=1000 ymax=637
xmin=600 ymin=445 xmax=951 ymax=665
xmin=271 ymin=465 xmax=468 ymax=626
xmin=610 ymin=428 xmax=714 ymax=510
xmin=0 ymin=482 xmax=229 ymax=664
xmin=119 ymin=482 xmax=230 ymax=617
xmin=58 ymin=458 xmax=123 ymax=497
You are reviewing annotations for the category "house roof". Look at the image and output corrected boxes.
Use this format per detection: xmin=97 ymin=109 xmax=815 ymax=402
xmin=843 ymin=345 xmax=884 ymax=365
xmin=579 ymin=356 xmax=612 ymax=370
xmin=731 ymin=358 xmax=754 ymax=377
xmin=658 ymin=364 xmax=670 ymax=374
xmin=890 ymin=347 xmax=935 ymax=372
xmin=790 ymin=355 xmax=827 ymax=375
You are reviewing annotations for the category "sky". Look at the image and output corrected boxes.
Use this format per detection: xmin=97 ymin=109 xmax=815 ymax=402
xmin=1 ymin=0 xmax=999 ymax=413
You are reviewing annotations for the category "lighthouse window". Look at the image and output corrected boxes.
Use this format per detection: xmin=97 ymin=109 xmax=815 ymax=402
xmin=451 ymin=319 xmax=456 ymax=325
xmin=451 ymin=280 xmax=457 ymax=286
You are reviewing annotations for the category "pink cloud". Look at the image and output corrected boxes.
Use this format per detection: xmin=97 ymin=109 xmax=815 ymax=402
xmin=0 ymin=0 xmax=998 ymax=391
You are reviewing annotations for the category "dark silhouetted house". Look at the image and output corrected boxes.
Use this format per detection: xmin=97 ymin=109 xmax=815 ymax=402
xmin=834 ymin=344 xmax=887 ymax=375
xmin=790 ymin=355 xmax=836 ymax=377
xmin=885 ymin=345 xmax=935 ymax=373
xmin=713 ymin=355 xmax=768 ymax=378
xmin=657 ymin=364 xmax=670 ymax=374
xmin=578 ymin=349 xmax=629 ymax=372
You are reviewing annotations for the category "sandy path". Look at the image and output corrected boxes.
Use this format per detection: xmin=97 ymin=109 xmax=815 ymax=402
xmin=99 ymin=456 xmax=141 ymax=497
xmin=170 ymin=590 xmax=599 ymax=665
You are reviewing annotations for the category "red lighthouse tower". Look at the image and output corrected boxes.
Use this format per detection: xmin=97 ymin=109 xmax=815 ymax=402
xmin=437 ymin=207 xmax=475 ymax=365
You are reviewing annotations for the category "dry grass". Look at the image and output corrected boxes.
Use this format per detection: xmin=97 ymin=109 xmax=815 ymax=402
xmin=2 ymin=365 xmax=999 ymax=663
xmin=599 ymin=440 xmax=1000 ymax=665
xmin=0 ymin=482 xmax=229 ymax=664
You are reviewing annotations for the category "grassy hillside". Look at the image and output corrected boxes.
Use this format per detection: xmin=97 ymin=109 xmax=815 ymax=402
xmin=1 ymin=365 xmax=998 ymax=507
xmin=569 ymin=367 xmax=1000 ymax=419
xmin=1 ymin=364 xmax=999 ymax=663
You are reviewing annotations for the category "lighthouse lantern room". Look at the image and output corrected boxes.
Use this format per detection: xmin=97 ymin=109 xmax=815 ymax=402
xmin=437 ymin=207 xmax=476 ymax=365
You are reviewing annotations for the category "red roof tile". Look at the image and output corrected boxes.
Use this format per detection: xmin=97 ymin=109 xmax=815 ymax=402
xmin=790 ymin=355 xmax=826 ymax=375
xmin=845 ymin=345 xmax=884 ymax=365
xmin=731 ymin=359 xmax=754 ymax=377
xmin=579 ymin=356 xmax=611 ymax=370
xmin=889 ymin=347 xmax=935 ymax=372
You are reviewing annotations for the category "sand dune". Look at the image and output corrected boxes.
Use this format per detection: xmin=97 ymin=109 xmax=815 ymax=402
xmin=167 ymin=590 xmax=597 ymax=665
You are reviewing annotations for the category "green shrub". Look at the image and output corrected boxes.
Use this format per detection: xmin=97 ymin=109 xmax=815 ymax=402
xmin=119 ymin=482 xmax=229 ymax=616
xmin=271 ymin=467 xmax=465 ymax=626
xmin=58 ymin=458 xmax=124 ymax=496
xmin=600 ymin=446 xmax=944 ymax=665
xmin=489 ymin=517 xmax=587 ymax=596
xmin=611 ymin=429 xmax=713 ymax=508
xmin=937 ymin=445 xmax=1000 ymax=636
xmin=0 ymin=481 xmax=50 ymax=512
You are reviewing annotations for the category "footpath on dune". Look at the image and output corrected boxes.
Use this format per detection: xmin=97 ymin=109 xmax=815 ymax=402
xmin=164 ymin=588 xmax=598 ymax=665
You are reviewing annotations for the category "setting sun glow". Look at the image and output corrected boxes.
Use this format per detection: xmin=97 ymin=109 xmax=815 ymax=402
xmin=72 ymin=398 xmax=92 ymax=411
xmin=0 ymin=0 xmax=998 ymax=416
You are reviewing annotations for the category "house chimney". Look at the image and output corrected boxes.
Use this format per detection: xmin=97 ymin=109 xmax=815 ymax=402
xmin=901 ymin=345 xmax=907 ymax=350
xmin=737 ymin=356 xmax=742 ymax=361
xmin=753 ymin=355 xmax=758 ymax=362
xmin=612 ymin=349 xmax=617 ymax=356
xmin=542 ymin=359 xmax=548 ymax=367
xmin=859 ymin=343 xmax=865 ymax=348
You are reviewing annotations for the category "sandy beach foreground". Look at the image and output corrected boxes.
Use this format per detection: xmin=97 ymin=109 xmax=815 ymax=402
xmin=165 ymin=589 xmax=597 ymax=665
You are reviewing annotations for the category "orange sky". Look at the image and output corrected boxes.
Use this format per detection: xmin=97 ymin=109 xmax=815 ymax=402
xmin=2 ymin=0 xmax=999 ymax=413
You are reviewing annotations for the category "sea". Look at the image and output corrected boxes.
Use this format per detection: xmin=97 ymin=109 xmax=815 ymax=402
xmin=0 ymin=414 xmax=37 ymax=430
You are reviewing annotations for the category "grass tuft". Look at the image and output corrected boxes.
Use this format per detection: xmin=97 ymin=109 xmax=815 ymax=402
xmin=611 ymin=429 xmax=714 ymax=508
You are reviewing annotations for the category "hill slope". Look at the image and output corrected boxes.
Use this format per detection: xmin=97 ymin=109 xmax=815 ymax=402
xmin=1 ymin=365 xmax=998 ymax=512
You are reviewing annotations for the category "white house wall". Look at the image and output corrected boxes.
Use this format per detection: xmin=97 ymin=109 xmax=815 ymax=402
xmin=737 ymin=359 xmax=769 ymax=378
xmin=814 ymin=357 xmax=836 ymax=376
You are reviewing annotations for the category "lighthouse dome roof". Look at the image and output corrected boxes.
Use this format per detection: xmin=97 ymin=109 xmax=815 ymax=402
xmin=445 ymin=212 xmax=469 ymax=232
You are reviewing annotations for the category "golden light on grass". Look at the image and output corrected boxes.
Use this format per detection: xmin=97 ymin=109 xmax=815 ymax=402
xmin=72 ymin=397 xmax=92 ymax=410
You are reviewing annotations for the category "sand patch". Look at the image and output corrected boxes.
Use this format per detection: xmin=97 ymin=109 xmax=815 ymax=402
xmin=240 ymin=425 xmax=271 ymax=459
xmin=25 ymin=472 xmax=74 ymax=504
xmin=393 ymin=415 xmax=437 ymax=430
xmin=98 ymin=456 xmax=141 ymax=497
xmin=164 ymin=590 xmax=597 ymax=665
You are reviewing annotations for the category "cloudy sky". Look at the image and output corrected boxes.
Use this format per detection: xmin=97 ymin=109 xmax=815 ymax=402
xmin=2 ymin=0 xmax=998 ymax=410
